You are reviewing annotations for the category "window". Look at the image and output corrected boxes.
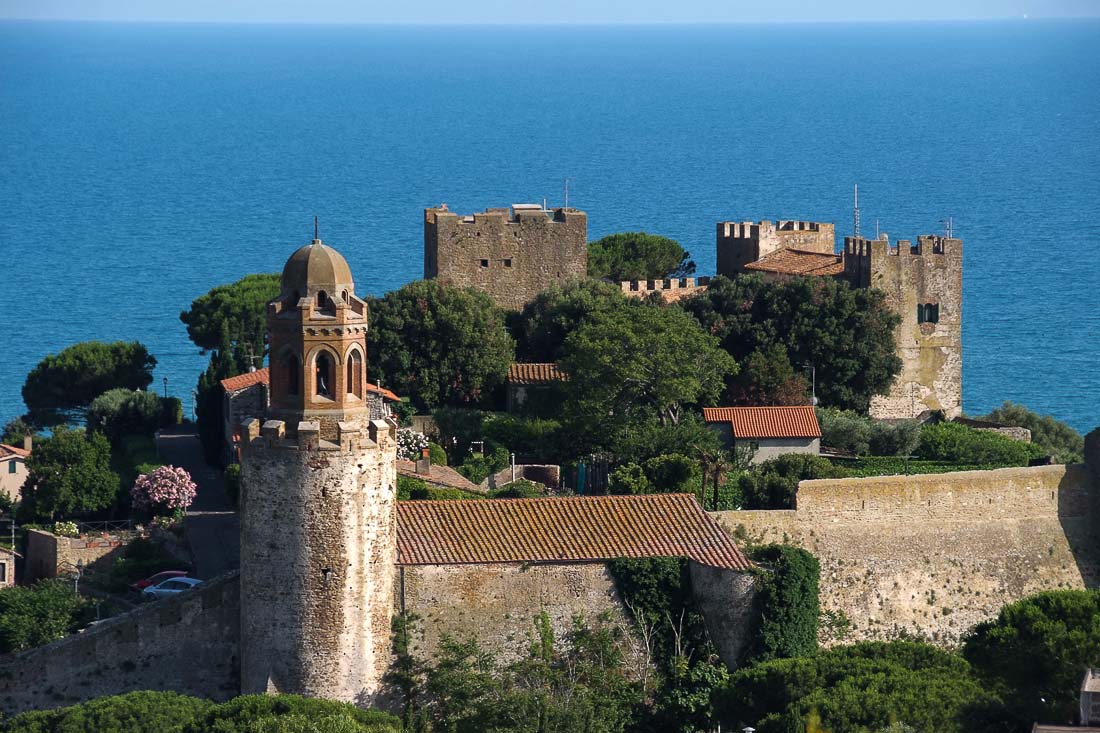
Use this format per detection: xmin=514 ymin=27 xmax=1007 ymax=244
xmin=285 ymin=355 xmax=300 ymax=396
xmin=503 ymin=259 xmax=512 ymax=268
xmin=347 ymin=349 xmax=363 ymax=398
xmin=919 ymin=303 xmax=940 ymax=324
xmin=7 ymin=461 xmax=15 ymax=474
xmin=317 ymin=291 xmax=329 ymax=310
xmin=315 ymin=352 xmax=334 ymax=398
xmin=917 ymin=304 xmax=925 ymax=324
xmin=479 ymin=259 xmax=489 ymax=268
xmin=0 ymin=563 xmax=6 ymax=583
xmin=341 ymin=290 xmax=349 ymax=303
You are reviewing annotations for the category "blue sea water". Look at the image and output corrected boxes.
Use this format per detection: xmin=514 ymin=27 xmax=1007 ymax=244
xmin=0 ymin=20 xmax=1098 ymax=432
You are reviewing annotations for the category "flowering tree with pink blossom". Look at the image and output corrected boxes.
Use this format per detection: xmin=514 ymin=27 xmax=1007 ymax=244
xmin=131 ymin=465 xmax=197 ymax=517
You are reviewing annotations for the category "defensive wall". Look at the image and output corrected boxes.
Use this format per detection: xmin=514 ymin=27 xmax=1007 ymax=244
xmin=0 ymin=572 xmax=240 ymax=716
xmin=714 ymin=443 xmax=1100 ymax=646
xmin=716 ymin=220 xmax=835 ymax=276
xmin=424 ymin=205 xmax=588 ymax=311
xmin=395 ymin=560 xmax=757 ymax=674
xmin=25 ymin=528 xmax=137 ymax=583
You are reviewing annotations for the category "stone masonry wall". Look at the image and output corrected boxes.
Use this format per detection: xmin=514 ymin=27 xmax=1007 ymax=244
xmin=716 ymin=220 xmax=835 ymax=276
xmin=0 ymin=572 xmax=240 ymax=716
xmin=714 ymin=464 xmax=1098 ymax=646
xmin=396 ymin=561 xmax=758 ymax=674
xmin=25 ymin=529 xmax=136 ymax=583
xmin=424 ymin=207 xmax=587 ymax=311
xmin=240 ymin=418 xmax=397 ymax=705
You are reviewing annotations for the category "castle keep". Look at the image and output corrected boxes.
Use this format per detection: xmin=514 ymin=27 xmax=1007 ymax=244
xmin=714 ymin=219 xmax=962 ymax=419
xmin=424 ymin=204 xmax=587 ymax=311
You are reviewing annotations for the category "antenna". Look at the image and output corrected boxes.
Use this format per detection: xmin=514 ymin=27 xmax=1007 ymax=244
xmin=875 ymin=218 xmax=880 ymax=239
xmin=853 ymin=184 xmax=861 ymax=239
xmin=314 ymin=215 xmax=319 ymax=242
xmin=564 ymin=178 xmax=574 ymax=210
xmin=941 ymin=216 xmax=954 ymax=238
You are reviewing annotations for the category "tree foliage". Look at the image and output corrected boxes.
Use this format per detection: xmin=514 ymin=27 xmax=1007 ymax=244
xmin=747 ymin=545 xmax=820 ymax=663
xmin=719 ymin=641 xmax=993 ymax=733
xmin=587 ymin=232 xmax=696 ymax=282
xmin=980 ymin=401 xmax=1085 ymax=464
xmin=962 ymin=589 xmax=1100 ymax=729
xmin=195 ymin=322 xmax=252 ymax=466
xmin=1 ymin=417 xmax=35 ymax=447
xmin=20 ymin=427 xmax=119 ymax=519
xmin=512 ymin=279 xmax=628 ymax=363
xmin=87 ymin=388 xmax=162 ymax=446
xmin=559 ymin=299 xmax=735 ymax=445
xmin=738 ymin=454 xmax=847 ymax=510
xmin=817 ymin=409 xmax=920 ymax=457
xmin=178 ymin=273 xmax=279 ymax=356
xmin=679 ymin=275 xmax=901 ymax=413
xmin=0 ymin=579 xmax=91 ymax=655
xmin=916 ymin=421 xmax=1043 ymax=466
xmin=367 ymin=280 xmax=515 ymax=411
xmin=22 ymin=341 xmax=157 ymax=426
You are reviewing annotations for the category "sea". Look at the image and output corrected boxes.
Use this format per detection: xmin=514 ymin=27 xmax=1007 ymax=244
xmin=0 ymin=20 xmax=1097 ymax=432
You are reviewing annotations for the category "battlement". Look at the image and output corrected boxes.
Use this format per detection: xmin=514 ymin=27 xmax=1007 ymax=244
xmin=425 ymin=205 xmax=584 ymax=228
xmin=240 ymin=416 xmax=396 ymax=454
xmin=620 ymin=276 xmax=711 ymax=294
xmin=716 ymin=219 xmax=835 ymax=276
xmin=843 ymin=234 xmax=957 ymax=259
xmin=718 ymin=220 xmax=829 ymax=239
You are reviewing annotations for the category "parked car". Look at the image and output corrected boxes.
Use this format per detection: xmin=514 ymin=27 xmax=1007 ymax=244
xmin=129 ymin=570 xmax=190 ymax=594
xmin=142 ymin=577 xmax=202 ymax=600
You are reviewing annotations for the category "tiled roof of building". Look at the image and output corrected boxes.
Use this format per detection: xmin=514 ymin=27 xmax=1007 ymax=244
xmin=396 ymin=493 xmax=752 ymax=570
xmin=744 ymin=248 xmax=844 ymax=277
xmin=219 ymin=366 xmax=400 ymax=401
xmin=0 ymin=443 xmax=29 ymax=460
xmin=507 ymin=363 xmax=567 ymax=386
xmin=220 ymin=368 xmax=270 ymax=393
xmin=396 ymin=461 xmax=484 ymax=494
xmin=703 ymin=405 xmax=821 ymax=439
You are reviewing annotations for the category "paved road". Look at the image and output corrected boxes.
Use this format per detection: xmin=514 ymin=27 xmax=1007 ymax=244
xmin=157 ymin=426 xmax=240 ymax=579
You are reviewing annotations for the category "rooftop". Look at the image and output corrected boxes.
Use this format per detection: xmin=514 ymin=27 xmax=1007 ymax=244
xmin=507 ymin=363 xmax=567 ymax=386
xmin=396 ymin=493 xmax=752 ymax=570
xmin=220 ymin=367 xmax=400 ymax=401
xmin=0 ymin=443 xmax=29 ymax=460
xmin=703 ymin=405 xmax=821 ymax=440
xmin=744 ymin=248 xmax=844 ymax=277
xmin=396 ymin=460 xmax=484 ymax=495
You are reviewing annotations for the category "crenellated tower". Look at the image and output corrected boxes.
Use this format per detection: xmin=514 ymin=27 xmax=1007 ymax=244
xmin=238 ymin=234 xmax=398 ymax=704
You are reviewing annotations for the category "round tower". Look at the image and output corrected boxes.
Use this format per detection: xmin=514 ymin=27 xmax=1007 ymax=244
xmin=238 ymin=234 xmax=397 ymax=704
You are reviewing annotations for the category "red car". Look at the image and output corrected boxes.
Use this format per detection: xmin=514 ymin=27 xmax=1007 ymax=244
xmin=128 ymin=570 xmax=189 ymax=594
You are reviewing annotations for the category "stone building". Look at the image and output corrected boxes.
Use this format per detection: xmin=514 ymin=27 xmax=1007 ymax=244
xmin=715 ymin=220 xmax=963 ymax=420
xmin=424 ymin=204 xmax=588 ymax=311
xmin=505 ymin=362 xmax=567 ymax=413
xmin=702 ymin=406 xmax=821 ymax=464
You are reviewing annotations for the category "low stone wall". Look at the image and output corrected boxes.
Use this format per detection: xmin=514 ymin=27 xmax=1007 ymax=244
xmin=25 ymin=529 xmax=137 ymax=583
xmin=714 ymin=463 xmax=1099 ymax=646
xmin=483 ymin=464 xmax=561 ymax=491
xmin=0 ymin=572 xmax=241 ymax=716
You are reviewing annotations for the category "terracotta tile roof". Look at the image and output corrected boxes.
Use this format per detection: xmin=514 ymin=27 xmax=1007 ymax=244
xmin=703 ymin=405 xmax=821 ymax=439
xmin=744 ymin=248 xmax=844 ymax=277
xmin=397 ymin=460 xmax=484 ymax=494
xmin=508 ymin=363 xmax=567 ymax=386
xmin=220 ymin=368 xmax=269 ymax=393
xmin=0 ymin=444 xmax=29 ymax=460
xmin=219 ymin=366 xmax=400 ymax=401
xmin=396 ymin=493 xmax=752 ymax=570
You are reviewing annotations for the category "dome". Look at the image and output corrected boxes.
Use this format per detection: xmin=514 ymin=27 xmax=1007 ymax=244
xmin=280 ymin=239 xmax=355 ymax=299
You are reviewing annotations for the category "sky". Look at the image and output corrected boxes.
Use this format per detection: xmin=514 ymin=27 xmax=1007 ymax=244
xmin=2 ymin=0 xmax=1099 ymax=24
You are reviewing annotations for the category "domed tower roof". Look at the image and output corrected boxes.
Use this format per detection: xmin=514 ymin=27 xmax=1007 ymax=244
xmin=280 ymin=238 xmax=355 ymax=299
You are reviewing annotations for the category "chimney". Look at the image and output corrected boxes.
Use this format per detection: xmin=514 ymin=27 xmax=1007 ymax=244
xmin=22 ymin=435 xmax=31 ymax=453
xmin=416 ymin=447 xmax=431 ymax=476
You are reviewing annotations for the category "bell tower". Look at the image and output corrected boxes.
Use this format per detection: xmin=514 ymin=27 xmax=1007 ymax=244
xmin=238 ymin=231 xmax=398 ymax=705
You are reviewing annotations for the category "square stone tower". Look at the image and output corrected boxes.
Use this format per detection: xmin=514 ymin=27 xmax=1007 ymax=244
xmin=716 ymin=220 xmax=836 ymax=276
xmin=424 ymin=204 xmax=587 ymax=310
xmin=843 ymin=234 xmax=963 ymax=419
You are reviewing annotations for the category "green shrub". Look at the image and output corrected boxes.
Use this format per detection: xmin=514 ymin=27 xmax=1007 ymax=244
xmin=643 ymin=452 xmax=699 ymax=493
xmin=159 ymin=396 xmax=184 ymax=427
xmin=87 ymin=389 xmax=162 ymax=446
xmin=408 ymin=486 xmax=481 ymax=501
xmin=185 ymin=694 xmax=399 ymax=732
xmin=224 ymin=464 xmax=241 ymax=507
xmin=0 ymin=579 xmax=91 ymax=654
xmin=431 ymin=407 xmax=485 ymax=464
xmin=747 ymin=545 xmax=820 ymax=663
xmin=2 ymin=690 xmax=214 ymax=733
xmin=396 ymin=475 xmax=427 ymax=501
xmin=427 ymin=442 xmax=448 ymax=467
xmin=868 ymin=419 xmax=921 ymax=456
xmin=608 ymin=463 xmax=650 ymax=495
xmin=816 ymin=408 xmax=872 ymax=455
xmin=981 ymin=401 xmax=1084 ymax=463
xmin=487 ymin=480 xmax=543 ymax=499
xmin=456 ymin=442 xmax=509 ymax=485
xmin=739 ymin=454 xmax=847 ymax=510
xmin=482 ymin=414 xmax=565 ymax=464
xmin=835 ymin=457 xmax=999 ymax=477
xmin=917 ymin=421 xmax=1043 ymax=466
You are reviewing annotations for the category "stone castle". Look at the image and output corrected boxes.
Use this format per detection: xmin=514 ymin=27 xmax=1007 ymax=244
xmin=424 ymin=204 xmax=587 ymax=311
xmin=712 ymin=219 xmax=962 ymax=419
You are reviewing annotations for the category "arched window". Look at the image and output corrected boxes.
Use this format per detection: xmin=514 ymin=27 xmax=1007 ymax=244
xmin=315 ymin=352 xmax=334 ymax=398
xmin=317 ymin=291 xmax=329 ymax=310
xmin=341 ymin=290 xmax=349 ymax=303
xmin=285 ymin=355 xmax=300 ymax=396
xmin=347 ymin=349 xmax=363 ymax=398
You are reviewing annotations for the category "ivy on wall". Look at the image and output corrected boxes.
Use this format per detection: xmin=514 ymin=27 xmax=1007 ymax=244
xmin=746 ymin=544 xmax=821 ymax=663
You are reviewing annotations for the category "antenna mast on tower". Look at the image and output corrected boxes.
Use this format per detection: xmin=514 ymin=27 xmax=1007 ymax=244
xmin=564 ymin=178 xmax=573 ymax=211
xmin=941 ymin=216 xmax=954 ymax=238
xmin=853 ymin=184 xmax=861 ymax=239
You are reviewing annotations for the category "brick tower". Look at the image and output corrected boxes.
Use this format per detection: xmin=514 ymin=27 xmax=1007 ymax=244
xmin=238 ymin=234 xmax=398 ymax=704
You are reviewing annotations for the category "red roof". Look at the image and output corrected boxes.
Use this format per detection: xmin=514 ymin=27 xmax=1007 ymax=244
xmin=220 ymin=366 xmax=400 ymax=401
xmin=703 ymin=405 xmax=821 ymax=439
xmin=0 ymin=443 xmax=29 ymax=460
xmin=744 ymin=249 xmax=844 ymax=277
xmin=397 ymin=460 xmax=484 ymax=494
xmin=220 ymin=368 xmax=270 ymax=393
xmin=508 ymin=363 xmax=567 ymax=386
xmin=396 ymin=493 xmax=752 ymax=570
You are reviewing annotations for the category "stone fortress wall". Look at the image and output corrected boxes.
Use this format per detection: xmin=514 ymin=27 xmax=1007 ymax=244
xmin=424 ymin=205 xmax=588 ymax=311
xmin=239 ymin=416 xmax=397 ymax=705
xmin=844 ymin=234 xmax=963 ymax=419
xmin=715 ymin=437 xmax=1100 ymax=645
xmin=0 ymin=572 xmax=240 ymax=716
xmin=716 ymin=220 xmax=836 ymax=275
